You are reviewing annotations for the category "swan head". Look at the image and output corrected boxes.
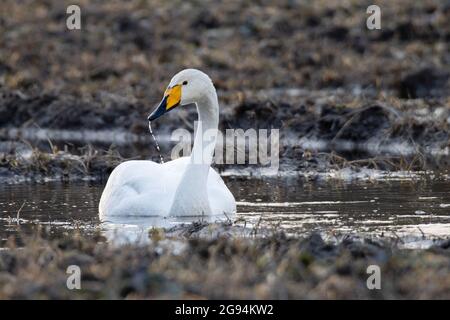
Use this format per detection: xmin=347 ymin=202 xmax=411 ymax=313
xmin=148 ymin=69 xmax=215 ymax=121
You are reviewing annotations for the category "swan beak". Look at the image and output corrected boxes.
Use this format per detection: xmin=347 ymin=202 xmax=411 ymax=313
xmin=148 ymin=85 xmax=182 ymax=121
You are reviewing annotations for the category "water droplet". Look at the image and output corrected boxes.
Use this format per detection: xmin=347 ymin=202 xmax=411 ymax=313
xmin=148 ymin=121 xmax=164 ymax=164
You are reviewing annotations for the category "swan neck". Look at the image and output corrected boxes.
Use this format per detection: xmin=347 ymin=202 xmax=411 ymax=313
xmin=191 ymin=91 xmax=219 ymax=166
xmin=168 ymin=85 xmax=219 ymax=216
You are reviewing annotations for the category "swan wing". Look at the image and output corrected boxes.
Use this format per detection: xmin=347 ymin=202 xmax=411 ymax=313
xmin=99 ymin=160 xmax=186 ymax=218
xmin=207 ymin=168 xmax=237 ymax=215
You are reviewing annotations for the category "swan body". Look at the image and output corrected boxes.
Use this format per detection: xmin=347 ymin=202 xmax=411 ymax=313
xmin=99 ymin=69 xmax=236 ymax=218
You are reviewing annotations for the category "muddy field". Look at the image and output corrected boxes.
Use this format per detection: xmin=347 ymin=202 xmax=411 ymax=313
xmin=0 ymin=227 xmax=449 ymax=299
xmin=1 ymin=0 xmax=450 ymax=98
xmin=0 ymin=0 xmax=450 ymax=180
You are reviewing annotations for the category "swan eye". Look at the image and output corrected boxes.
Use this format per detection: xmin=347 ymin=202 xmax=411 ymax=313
xmin=182 ymin=81 xmax=188 ymax=85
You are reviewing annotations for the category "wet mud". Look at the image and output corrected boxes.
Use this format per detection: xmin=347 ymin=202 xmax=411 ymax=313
xmin=0 ymin=228 xmax=449 ymax=299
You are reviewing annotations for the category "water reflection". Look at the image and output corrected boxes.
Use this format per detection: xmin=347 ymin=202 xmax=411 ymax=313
xmin=100 ymin=214 xmax=231 ymax=244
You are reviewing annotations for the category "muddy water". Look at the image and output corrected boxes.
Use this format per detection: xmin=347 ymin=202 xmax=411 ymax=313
xmin=0 ymin=178 xmax=449 ymax=248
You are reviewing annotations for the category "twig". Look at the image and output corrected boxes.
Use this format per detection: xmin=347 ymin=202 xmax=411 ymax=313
xmin=222 ymin=211 xmax=232 ymax=225
xmin=417 ymin=227 xmax=426 ymax=239
xmin=250 ymin=216 xmax=263 ymax=237
xmin=391 ymin=231 xmax=405 ymax=245
xmin=16 ymin=201 xmax=26 ymax=225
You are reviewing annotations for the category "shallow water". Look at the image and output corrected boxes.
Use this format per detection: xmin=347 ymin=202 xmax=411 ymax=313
xmin=0 ymin=178 xmax=449 ymax=248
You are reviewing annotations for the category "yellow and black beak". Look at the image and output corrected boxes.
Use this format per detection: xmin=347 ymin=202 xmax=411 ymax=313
xmin=148 ymin=85 xmax=182 ymax=121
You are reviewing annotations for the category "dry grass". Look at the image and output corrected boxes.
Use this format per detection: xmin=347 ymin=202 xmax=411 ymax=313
xmin=0 ymin=226 xmax=449 ymax=299
xmin=0 ymin=0 xmax=449 ymax=99
xmin=0 ymin=144 xmax=124 ymax=182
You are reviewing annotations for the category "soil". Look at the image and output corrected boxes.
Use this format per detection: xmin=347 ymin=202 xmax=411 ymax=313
xmin=0 ymin=227 xmax=449 ymax=299
xmin=0 ymin=1 xmax=449 ymax=179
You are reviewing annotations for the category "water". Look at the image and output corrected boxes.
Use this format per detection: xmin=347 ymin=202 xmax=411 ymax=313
xmin=0 ymin=178 xmax=449 ymax=247
xmin=148 ymin=122 xmax=165 ymax=164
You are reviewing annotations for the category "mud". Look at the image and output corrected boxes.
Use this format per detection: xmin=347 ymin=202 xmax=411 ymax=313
xmin=1 ymin=1 xmax=450 ymax=98
xmin=1 ymin=88 xmax=450 ymax=178
xmin=0 ymin=227 xmax=449 ymax=299
xmin=0 ymin=145 xmax=122 ymax=183
xmin=1 ymin=1 xmax=450 ymax=177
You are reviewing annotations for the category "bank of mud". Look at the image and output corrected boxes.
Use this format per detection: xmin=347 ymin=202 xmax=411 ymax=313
xmin=1 ymin=0 xmax=450 ymax=180
xmin=1 ymin=88 xmax=450 ymax=183
xmin=0 ymin=227 xmax=449 ymax=299
xmin=1 ymin=139 xmax=449 ymax=184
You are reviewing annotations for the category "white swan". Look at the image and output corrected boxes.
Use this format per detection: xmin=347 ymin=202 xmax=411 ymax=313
xmin=99 ymin=69 xmax=236 ymax=218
